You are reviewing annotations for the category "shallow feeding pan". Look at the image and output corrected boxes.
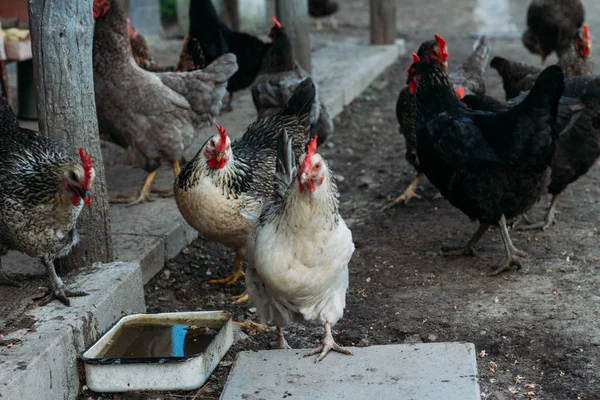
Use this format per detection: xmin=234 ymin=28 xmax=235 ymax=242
xmin=81 ymin=311 xmax=233 ymax=392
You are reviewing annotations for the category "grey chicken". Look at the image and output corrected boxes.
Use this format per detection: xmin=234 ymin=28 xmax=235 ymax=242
xmin=522 ymin=0 xmax=585 ymax=67
xmin=174 ymin=79 xmax=315 ymax=303
xmin=0 ymin=96 xmax=95 ymax=306
xmin=246 ymin=132 xmax=354 ymax=363
xmin=493 ymin=25 xmax=593 ymax=101
xmin=92 ymin=0 xmax=237 ymax=206
xmin=251 ymin=18 xmax=333 ymax=146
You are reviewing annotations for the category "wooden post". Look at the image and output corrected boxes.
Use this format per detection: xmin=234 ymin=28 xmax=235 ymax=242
xmin=370 ymin=0 xmax=396 ymax=45
xmin=276 ymin=0 xmax=311 ymax=73
xmin=28 ymin=0 xmax=113 ymax=272
xmin=223 ymin=0 xmax=240 ymax=31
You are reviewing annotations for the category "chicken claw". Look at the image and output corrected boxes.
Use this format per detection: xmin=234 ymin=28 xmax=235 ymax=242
xmin=36 ymin=287 xmax=88 ymax=307
xmin=516 ymin=194 xmax=560 ymax=232
xmin=233 ymin=320 xmax=272 ymax=336
xmin=208 ymin=254 xmax=244 ymax=286
xmin=305 ymin=323 xmax=352 ymax=363
xmin=488 ymin=215 xmax=528 ymax=276
xmin=382 ymin=173 xmax=424 ymax=210
xmin=233 ymin=291 xmax=248 ymax=304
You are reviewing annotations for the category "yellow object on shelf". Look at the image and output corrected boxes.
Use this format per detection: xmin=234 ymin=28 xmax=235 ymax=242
xmin=1 ymin=28 xmax=30 ymax=41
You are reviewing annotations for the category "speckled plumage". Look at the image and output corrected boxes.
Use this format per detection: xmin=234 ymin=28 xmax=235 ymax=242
xmin=174 ymin=79 xmax=315 ymax=254
xmin=93 ymin=0 xmax=237 ymax=172
xmin=0 ymin=96 xmax=93 ymax=303
xmin=251 ymin=24 xmax=333 ymax=146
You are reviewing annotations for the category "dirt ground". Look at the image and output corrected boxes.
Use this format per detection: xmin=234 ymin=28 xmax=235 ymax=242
xmin=83 ymin=61 xmax=600 ymax=400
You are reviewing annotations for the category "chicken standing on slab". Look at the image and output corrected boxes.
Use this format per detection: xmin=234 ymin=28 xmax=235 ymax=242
xmin=384 ymin=34 xmax=490 ymax=209
xmin=309 ymin=0 xmax=339 ymax=30
xmin=463 ymin=75 xmax=600 ymax=231
xmin=92 ymin=0 xmax=237 ymax=206
xmin=246 ymin=133 xmax=354 ymax=363
xmin=522 ymin=0 xmax=585 ymax=67
xmin=174 ymin=79 xmax=315 ymax=303
xmin=128 ymin=18 xmax=205 ymax=73
xmin=252 ymin=17 xmax=333 ymax=146
xmin=493 ymin=25 xmax=593 ymax=101
xmin=408 ymin=60 xmax=563 ymax=275
xmin=0 ymin=97 xmax=95 ymax=306
xmin=188 ymin=0 xmax=270 ymax=112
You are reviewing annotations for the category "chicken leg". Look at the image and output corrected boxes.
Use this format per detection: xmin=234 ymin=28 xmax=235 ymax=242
xmin=209 ymin=253 xmax=244 ymax=285
xmin=111 ymin=170 xmax=157 ymax=206
xmin=516 ymin=194 xmax=560 ymax=231
xmin=382 ymin=172 xmax=424 ymax=210
xmin=305 ymin=322 xmax=352 ymax=363
xmin=488 ymin=215 xmax=528 ymax=276
xmin=540 ymin=56 xmax=547 ymax=68
xmin=37 ymin=255 xmax=87 ymax=306
xmin=442 ymin=223 xmax=489 ymax=256
xmin=276 ymin=326 xmax=292 ymax=349
xmin=222 ymin=92 xmax=234 ymax=113
xmin=150 ymin=160 xmax=181 ymax=198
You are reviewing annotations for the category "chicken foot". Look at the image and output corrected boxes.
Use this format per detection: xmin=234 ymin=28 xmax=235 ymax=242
xmin=36 ymin=255 xmax=88 ymax=306
xmin=208 ymin=253 xmax=244 ymax=285
xmin=488 ymin=215 xmax=528 ymax=276
xmin=442 ymin=223 xmax=489 ymax=256
xmin=277 ymin=326 xmax=292 ymax=349
xmin=111 ymin=170 xmax=157 ymax=206
xmin=233 ymin=320 xmax=272 ymax=336
xmin=305 ymin=322 xmax=352 ymax=363
xmin=382 ymin=172 xmax=424 ymax=210
xmin=516 ymin=194 xmax=560 ymax=231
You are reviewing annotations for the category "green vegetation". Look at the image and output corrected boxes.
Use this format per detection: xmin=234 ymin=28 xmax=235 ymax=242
xmin=160 ymin=0 xmax=177 ymax=21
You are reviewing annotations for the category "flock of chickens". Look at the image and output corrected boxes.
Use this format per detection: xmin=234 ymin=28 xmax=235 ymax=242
xmin=0 ymin=0 xmax=598 ymax=363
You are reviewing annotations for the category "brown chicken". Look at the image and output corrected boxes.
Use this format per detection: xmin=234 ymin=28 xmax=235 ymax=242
xmin=92 ymin=0 xmax=237 ymax=206
xmin=522 ymin=0 xmax=585 ymax=67
xmin=128 ymin=18 xmax=204 ymax=73
xmin=174 ymin=79 xmax=315 ymax=303
xmin=493 ymin=25 xmax=593 ymax=100
xmin=0 ymin=96 xmax=95 ymax=306
xmin=252 ymin=18 xmax=333 ymax=146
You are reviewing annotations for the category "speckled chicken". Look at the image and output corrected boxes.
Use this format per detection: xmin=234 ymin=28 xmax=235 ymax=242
xmin=252 ymin=18 xmax=333 ymax=146
xmin=92 ymin=0 xmax=237 ymax=206
xmin=493 ymin=25 xmax=593 ymax=101
xmin=174 ymin=79 xmax=315 ymax=303
xmin=0 ymin=96 xmax=95 ymax=306
xmin=246 ymin=132 xmax=354 ymax=363
xmin=522 ymin=0 xmax=585 ymax=67
xmin=385 ymin=34 xmax=490 ymax=209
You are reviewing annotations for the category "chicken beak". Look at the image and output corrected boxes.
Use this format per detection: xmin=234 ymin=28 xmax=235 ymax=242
xmin=300 ymin=171 xmax=310 ymax=185
xmin=216 ymin=153 xmax=224 ymax=163
xmin=442 ymin=60 xmax=449 ymax=69
xmin=78 ymin=187 xmax=91 ymax=201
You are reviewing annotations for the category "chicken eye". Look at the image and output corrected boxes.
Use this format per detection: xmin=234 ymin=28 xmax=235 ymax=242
xmin=210 ymin=139 xmax=215 ymax=147
xmin=314 ymin=163 xmax=321 ymax=170
xmin=70 ymin=171 xmax=78 ymax=182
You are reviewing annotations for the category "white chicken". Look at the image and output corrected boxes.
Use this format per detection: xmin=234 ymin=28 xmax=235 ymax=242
xmin=246 ymin=133 xmax=354 ymax=363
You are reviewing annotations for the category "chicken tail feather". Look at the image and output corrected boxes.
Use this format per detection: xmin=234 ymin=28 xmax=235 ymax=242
xmin=520 ymin=65 xmax=564 ymax=124
xmin=274 ymin=128 xmax=296 ymax=198
xmin=281 ymin=78 xmax=316 ymax=129
xmin=470 ymin=35 xmax=491 ymax=74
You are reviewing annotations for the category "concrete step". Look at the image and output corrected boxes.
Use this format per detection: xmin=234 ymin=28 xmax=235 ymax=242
xmin=220 ymin=343 xmax=481 ymax=400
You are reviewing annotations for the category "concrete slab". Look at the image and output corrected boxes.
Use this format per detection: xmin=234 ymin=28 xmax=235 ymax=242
xmin=0 ymin=262 xmax=146 ymax=400
xmin=220 ymin=343 xmax=480 ymax=400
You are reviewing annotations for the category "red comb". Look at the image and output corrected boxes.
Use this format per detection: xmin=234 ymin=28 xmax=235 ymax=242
xmin=455 ymin=87 xmax=465 ymax=99
xmin=412 ymin=53 xmax=421 ymax=63
xmin=215 ymin=123 xmax=227 ymax=153
xmin=93 ymin=0 xmax=110 ymax=19
xmin=79 ymin=148 xmax=93 ymax=189
xmin=434 ymin=34 xmax=449 ymax=61
xmin=272 ymin=17 xmax=281 ymax=28
xmin=302 ymin=136 xmax=318 ymax=173
xmin=583 ymin=24 xmax=590 ymax=40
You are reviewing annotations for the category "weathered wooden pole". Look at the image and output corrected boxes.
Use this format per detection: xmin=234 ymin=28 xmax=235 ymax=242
xmin=28 ymin=0 xmax=113 ymax=271
xmin=370 ymin=0 xmax=396 ymax=45
xmin=276 ymin=0 xmax=311 ymax=73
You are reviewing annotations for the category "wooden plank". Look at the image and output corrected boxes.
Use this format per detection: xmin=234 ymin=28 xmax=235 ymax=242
xmin=276 ymin=0 xmax=311 ymax=73
xmin=370 ymin=0 xmax=396 ymax=45
xmin=28 ymin=0 xmax=113 ymax=271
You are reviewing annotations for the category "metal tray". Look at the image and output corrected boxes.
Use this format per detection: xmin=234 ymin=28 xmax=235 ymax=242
xmin=81 ymin=311 xmax=233 ymax=392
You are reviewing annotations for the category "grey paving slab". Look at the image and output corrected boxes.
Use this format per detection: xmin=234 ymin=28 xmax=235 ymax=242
xmin=220 ymin=343 xmax=480 ymax=400
xmin=0 ymin=262 xmax=145 ymax=400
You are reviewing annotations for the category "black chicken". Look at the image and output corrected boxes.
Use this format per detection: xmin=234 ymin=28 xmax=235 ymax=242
xmin=188 ymin=0 xmax=270 ymax=112
xmin=462 ymin=76 xmax=600 ymax=231
xmin=407 ymin=60 xmax=564 ymax=275
xmin=522 ymin=0 xmax=585 ymax=67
